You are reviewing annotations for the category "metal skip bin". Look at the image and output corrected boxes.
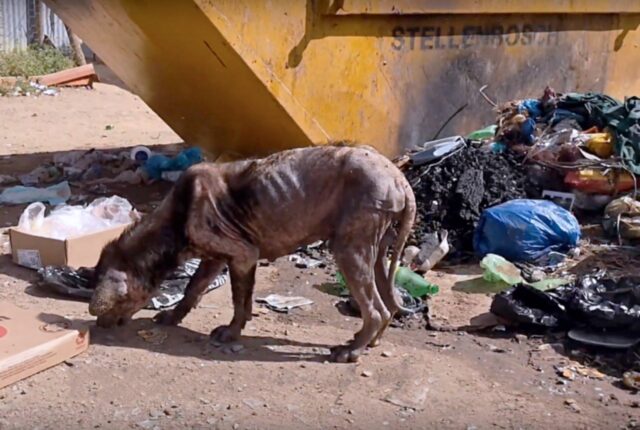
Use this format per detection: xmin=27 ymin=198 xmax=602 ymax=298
xmin=44 ymin=0 xmax=640 ymax=158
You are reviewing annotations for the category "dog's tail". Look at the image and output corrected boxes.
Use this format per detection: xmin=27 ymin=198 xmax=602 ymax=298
xmin=387 ymin=183 xmax=417 ymax=314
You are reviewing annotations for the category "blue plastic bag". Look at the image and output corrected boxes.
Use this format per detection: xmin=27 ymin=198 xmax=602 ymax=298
xmin=474 ymin=199 xmax=580 ymax=262
xmin=518 ymin=99 xmax=543 ymax=119
xmin=144 ymin=147 xmax=203 ymax=180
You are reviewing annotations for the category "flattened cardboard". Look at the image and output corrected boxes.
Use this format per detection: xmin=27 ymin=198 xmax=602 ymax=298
xmin=9 ymin=224 xmax=129 ymax=269
xmin=0 ymin=301 xmax=89 ymax=390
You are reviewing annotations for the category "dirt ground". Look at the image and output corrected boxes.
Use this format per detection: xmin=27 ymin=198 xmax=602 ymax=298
xmin=0 ymin=84 xmax=638 ymax=430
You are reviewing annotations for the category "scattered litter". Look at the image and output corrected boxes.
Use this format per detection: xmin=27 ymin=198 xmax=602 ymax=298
xmin=160 ymin=171 xmax=183 ymax=182
xmin=557 ymin=367 xmax=576 ymax=381
xmin=480 ymin=254 xmax=523 ymax=285
xmin=143 ymin=147 xmax=203 ymax=180
xmin=622 ymin=371 xmax=640 ymax=391
xmin=38 ymin=259 xmax=228 ymax=310
xmin=394 ymin=266 xmax=439 ymax=298
xmin=568 ymin=329 xmax=640 ymax=349
xmin=242 ymin=399 xmax=265 ymax=410
xmin=564 ymin=398 xmax=581 ymax=413
xmin=602 ymin=196 xmax=640 ymax=241
xmin=467 ymin=125 xmax=497 ymax=142
xmin=338 ymin=268 xmax=430 ymax=318
xmin=474 ymin=199 xmax=580 ymax=262
xmin=137 ymin=328 xmax=167 ymax=345
xmin=407 ymin=231 xmax=449 ymax=272
xmin=18 ymin=165 xmax=62 ymax=186
xmin=487 ymin=344 xmax=509 ymax=353
xmin=288 ymin=254 xmax=324 ymax=269
xmin=409 ymin=136 xmax=465 ymax=166
xmin=382 ymin=380 xmax=429 ymax=411
xmin=0 ymin=181 xmax=71 ymax=205
xmin=131 ymin=146 xmax=152 ymax=163
xmin=256 ymin=294 xmax=313 ymax=313
xmin=0 ymin=174 xmax=17 ymax=185
xmin=361 ymin=370 xmax=373 ymax=378
xmin=542 ymin=190 xmax=575 ymax=212
xmin=491 ymin=271 xmax=640 ymax=333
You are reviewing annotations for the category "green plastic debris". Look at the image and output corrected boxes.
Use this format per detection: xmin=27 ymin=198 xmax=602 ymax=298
xmin=528 ymin=277 xmax=573 ymax=291
xmin=480 ymin=254 xmax=523 ymax=285
xmin=395 ymin=266 xmax=439 ymax=297
xmin=466 ymin=125 xmax=497 ymax=141
xmin=480 ymin=254 xmax=572 ymax=291
xmin=336 ymin=266 xmax=439 ymax=299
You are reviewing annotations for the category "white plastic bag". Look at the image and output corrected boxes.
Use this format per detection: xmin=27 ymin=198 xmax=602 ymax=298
xmin=18 ymin=202 xmax=46 ymax=232
xmin=16 ymin=195 xmax=138 ymax=239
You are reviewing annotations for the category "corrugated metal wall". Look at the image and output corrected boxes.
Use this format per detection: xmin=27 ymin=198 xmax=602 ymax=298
xmin=0 ymin=0 xmax=69 ymax=52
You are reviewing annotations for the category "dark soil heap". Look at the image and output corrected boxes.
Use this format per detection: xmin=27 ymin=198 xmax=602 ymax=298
xmin=405 ymin=146 xmax=528 ymax=260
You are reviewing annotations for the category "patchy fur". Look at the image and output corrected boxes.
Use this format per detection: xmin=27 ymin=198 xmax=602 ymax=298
xmin=89 ymin=145 xmax=416 ymax=362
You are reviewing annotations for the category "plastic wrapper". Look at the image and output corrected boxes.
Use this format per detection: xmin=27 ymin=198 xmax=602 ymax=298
xmin=17 ymin=196 xmax=139 ymax=240
xmin=491 ymin=271 xmax=640 ymax=332
xmin=38 ymin=259 xmax=228 ymax=310
xmin=0 ymin=181 xmax=71 ymax=205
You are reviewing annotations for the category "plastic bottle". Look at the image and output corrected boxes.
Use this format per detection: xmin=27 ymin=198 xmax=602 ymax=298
xmin=336 ymin=266 xmax=439 ymax=298
xmin=394 ymin=266 xmax=439 ymax=297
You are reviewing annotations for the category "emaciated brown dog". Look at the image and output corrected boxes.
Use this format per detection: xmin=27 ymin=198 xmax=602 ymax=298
xmin=88 ymin=145 xmax=416 ymax=362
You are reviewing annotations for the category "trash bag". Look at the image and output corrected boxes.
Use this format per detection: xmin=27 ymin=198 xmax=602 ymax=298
xmin=473 ymin=199 xmax=580 ymax=262
xmin=490 ymin=283 xmax=567 ymax=328
xmin=490 ymin=271 xmax=640 ymax=332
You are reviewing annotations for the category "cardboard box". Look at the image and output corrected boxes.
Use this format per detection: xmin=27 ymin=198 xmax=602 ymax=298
xmin=0 ymin=301 xmax=89 ymax=390
xmin=9 ymin=224 xmax=129 ymax=269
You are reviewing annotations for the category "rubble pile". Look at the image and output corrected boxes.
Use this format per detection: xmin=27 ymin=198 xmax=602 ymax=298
xmin=405 ymin=145 xmax=528 ymax=258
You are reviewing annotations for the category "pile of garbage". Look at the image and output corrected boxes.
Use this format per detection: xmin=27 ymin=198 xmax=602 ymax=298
xmin=401 ymin=139 xmax=529 ymax=260
xmin=496 ymin=88 xmax=639 ymax=211
xmin=398 ymin=87 xmax=640 ymax=268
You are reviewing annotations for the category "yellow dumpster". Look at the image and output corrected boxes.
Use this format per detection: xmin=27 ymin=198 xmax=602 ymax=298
xmin=45 ymin=0 xmax=640 ymax=158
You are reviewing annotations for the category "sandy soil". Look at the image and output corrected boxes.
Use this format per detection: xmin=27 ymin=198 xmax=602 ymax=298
xmin=0 ymin=85 xmax=638 ymax=430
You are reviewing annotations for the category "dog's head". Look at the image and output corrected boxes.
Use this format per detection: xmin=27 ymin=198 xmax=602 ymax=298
xmin=88 ymin=242 xmax=152 ymax=328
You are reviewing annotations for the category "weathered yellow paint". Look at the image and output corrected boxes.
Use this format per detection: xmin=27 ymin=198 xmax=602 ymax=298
xmin=338 ymin=0 xmax=640 ymax=15
xmin=45 ymin=0 xmax=640 ymax=158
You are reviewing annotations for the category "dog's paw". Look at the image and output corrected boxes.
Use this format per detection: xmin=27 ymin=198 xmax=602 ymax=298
xmin=329 ymin=345 xmax=361 ymax=363
xmin=210 ymin=325 xmax=240 ymax=343
xmin=153 ymin=310 xmax=180 ymax=326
